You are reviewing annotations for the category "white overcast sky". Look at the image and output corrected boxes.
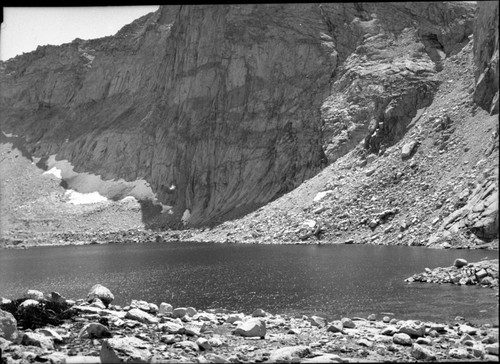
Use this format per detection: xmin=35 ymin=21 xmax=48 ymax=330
xmin=0 ymin=6 xmax=160 ymax=61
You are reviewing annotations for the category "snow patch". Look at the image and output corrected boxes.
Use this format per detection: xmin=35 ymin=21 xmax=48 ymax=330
xmin=313 ymin=190 xmax=333 ymax=202
xmin=64 ymin=190 xmax=109 ymax=205
xmin=43 ymin=167 xmax=62 ymax=179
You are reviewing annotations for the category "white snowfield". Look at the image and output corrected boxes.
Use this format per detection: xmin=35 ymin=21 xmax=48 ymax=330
xmin=64 ymin=190 xmax=109 ymax=205
xmin=43 ymin=167 xmax=63 ymax=179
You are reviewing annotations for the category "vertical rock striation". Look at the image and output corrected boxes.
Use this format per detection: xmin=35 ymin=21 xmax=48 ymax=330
xmin=473 ymin=1 xmax=499 ymax=115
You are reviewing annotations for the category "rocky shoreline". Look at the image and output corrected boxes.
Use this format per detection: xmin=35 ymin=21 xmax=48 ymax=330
xmin=406 ymin=258 xmax=499 ymax=289
xmin=1 ymin=285 xmax=499 ymax=363
xmin=1 ymin=228 xmax=498 ymax=250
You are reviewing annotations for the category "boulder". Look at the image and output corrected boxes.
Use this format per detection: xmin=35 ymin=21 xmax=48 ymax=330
xmin=251 ymin=308 xmax=266 ymax=317
xmin=401 ymin=141 xmax=418 ymax=159
xmin=24 ymin=290 xmax=44 ymax=301
xmin=18 ymin=299 xmax=40 ymax=310
xmin=309 ymin=315 xmax=326 ymax=327
xmin=195 ymin=337 xmax=212 ymax=351
xmin=411 ymin=343 xmax=436 ymax=361
xmin=0 ymin=309 xmax=18 ymax=341
xmin=130 ymin=300 xmax=150 ymax=312
xmin=397 ymin=320 xmax=426 ymax=338
xmin=233 ymin=318 xmax=266 ymax=338
xmin=148 ymin=303 xmax=159 ymax=314
xmin=449 ymin=347 xmax=469 ymax=359
xmin=87 ymin=284 xmax=114 ymax=307
xmin=268 ymin=345 xmax=311 ymax=362
xmin=301 ymin=353 xmax=347 ymax=363
xmin=184 ymin=321 xmax=204 ymax=336
xmin=38 ymin=328 xmax=63 ymax=342
xmin=186 ymin=307 xmax=197 ymax=317
xmin=100 ymin=337 xmax=152 ymax=363
xmin=50 ymin=292 xmax=67 ymax=305
xmin=159 ymin=303 xmax=173 ymax=315
xmin=160 ymin=321 xmax=184 ymax=334
xmin=226 ymin=314 xmax=244 ymax=324
xmin=327 ymin=321 xmax=344 ymax=334
xmin=125 ymin=308 xmax=159 ymax=324
xmin=486 ymin=343 xmax=499 ymax=356
xmin=393 ymin=333 xmax=412 ymax=346
xmin=459 ymin=324 xmax=478 ymax=335
xmin=454 ymin=259 xmax=468 ymax=268
xmin=79 ymin=323 xmax=112 ymax=339
xmin=172 ymin=307 xmax=188 ymax=318
xmin=341 ymin=317 xmax=356 ymax=329
xmin=175 ymin=340 xmax=199 ymax=351
xmin=21 ymin=332 xmax=54 ymax=350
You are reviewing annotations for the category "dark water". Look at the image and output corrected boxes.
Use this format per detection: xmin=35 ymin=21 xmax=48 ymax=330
xmin=0 ymin=242 xmax=498 ymax=324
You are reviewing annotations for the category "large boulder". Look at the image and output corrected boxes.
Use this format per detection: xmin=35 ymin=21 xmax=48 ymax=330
xmin=100 ymin=337 xmax=152 ymax=363
xmin=233 ymin=318 xmax=266 ymax=338
xmin=87 ymin=284 xmax=114 ymax=307
xmin=0 ymin=308 xmax=18 ymax=340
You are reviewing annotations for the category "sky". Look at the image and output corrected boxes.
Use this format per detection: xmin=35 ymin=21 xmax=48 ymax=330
xmin=0 ymin=6 xmax=160 ymax=61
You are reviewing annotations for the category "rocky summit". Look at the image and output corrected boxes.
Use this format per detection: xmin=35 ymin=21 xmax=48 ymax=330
xmin=1 ymin=2 xmax=497 ymax=247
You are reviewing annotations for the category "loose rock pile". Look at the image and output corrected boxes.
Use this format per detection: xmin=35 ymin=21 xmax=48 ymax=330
xmin=0 ymin=285 xmax=498 ymax=363
xmin=406 ymin=259 xmax=499 ymax=288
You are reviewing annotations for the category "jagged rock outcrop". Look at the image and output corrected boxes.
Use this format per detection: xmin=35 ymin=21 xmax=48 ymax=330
xmin=0 ymin=3 xmax=477 ymax=227
xmin=473 ymin=1 xmax=499 ymax=115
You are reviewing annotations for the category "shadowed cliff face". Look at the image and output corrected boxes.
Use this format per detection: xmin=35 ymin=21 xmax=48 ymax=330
xmin=0 ymin=3 xmax=477 ymax=227
xmin=473 ymin=1 xmax=499 ymax=115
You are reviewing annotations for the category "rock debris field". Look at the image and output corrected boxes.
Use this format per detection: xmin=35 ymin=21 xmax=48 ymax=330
xmin=1 ymin=278 xmax=499 ymax=364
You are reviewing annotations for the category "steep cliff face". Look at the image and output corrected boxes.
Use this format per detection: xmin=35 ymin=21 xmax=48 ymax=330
xmin=473 ymin=1 xmax=499 ymax=115
xmin=0 ymin=3 xmax=477 ymax=228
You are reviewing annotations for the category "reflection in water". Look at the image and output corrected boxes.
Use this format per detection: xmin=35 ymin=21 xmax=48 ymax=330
xmin=0 ymin=242 xmax=498 ymax=325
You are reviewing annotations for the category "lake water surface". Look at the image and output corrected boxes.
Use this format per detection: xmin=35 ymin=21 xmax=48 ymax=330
xmin=0 ymin=242 xmax=498 ymax=325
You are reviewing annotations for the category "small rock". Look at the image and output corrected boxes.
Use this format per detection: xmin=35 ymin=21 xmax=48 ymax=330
xmin=125 ymin=308 xmax=159 ymax=324
xmin=79 ymin=323 xmax=112 ymax=339
xmin=401 ymin=140 xmax=418 ymax=159
xmin=184 ymin=322 xmax=204 ymax=336
xmin=367 ymin=314 xmax=377 ymax=321
xmin=18 ymin=299 xmax=39 ymax=310
xmin=186 ymin=307 xmax=198 ymax=317
xmin=398 ymin=320 xmax=425 ymax=338
xmin=63 ymin=356 xmax=101 ymax=364
xmin=208 ymin=337 xmax=223 ymax=347
xmin=226 ymin=314 xmax=244 ymax=324
xmin=21 ymin=332 xmax=54 ymax=350
xmin=416 ymin=337 xmax=432 ymax=345
xmin=449 ymin=347 xmax=469 ymax=359
xmin=49 ymin=292 xmax=67 ymax=304
xmin=268 ymin=345 xmax=311 ymax=362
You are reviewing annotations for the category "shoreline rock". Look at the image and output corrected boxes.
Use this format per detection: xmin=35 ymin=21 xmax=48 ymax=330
xmin=0 ymin=286 xmax=498 ymax=363
xmin=406 ymin=259 xmax=499 ymax=289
